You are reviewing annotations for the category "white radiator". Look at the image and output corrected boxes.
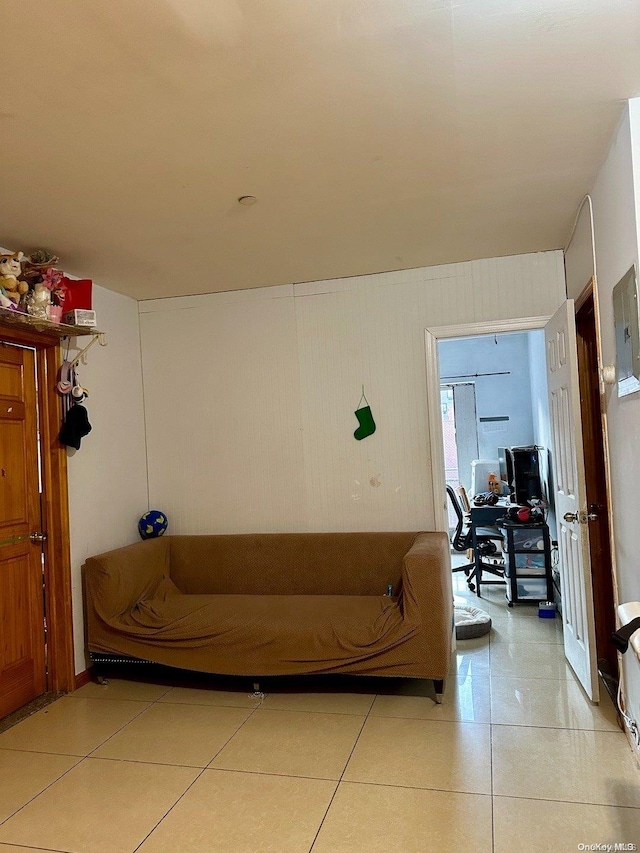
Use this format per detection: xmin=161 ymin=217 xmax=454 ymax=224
xmin=618 ymin=601 xmax=640 ymax=662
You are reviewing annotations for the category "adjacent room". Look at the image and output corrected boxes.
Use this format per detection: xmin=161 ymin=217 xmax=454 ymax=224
xmin=438 ymin=329 xmax=552 ymax=511
xmin=438 ymin=329 xmax=562 ymax=604
xmin=1 ymin=2 xmax=640 ymax=852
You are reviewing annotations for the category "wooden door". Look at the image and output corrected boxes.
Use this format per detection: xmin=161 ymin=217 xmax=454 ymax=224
xmin=575 ymin=294 xmax=617 ymax=678
xmin=545 ymin=301 xmax=599 ymax=701
xmin=0 ymin=345 xmax=46 ymax=718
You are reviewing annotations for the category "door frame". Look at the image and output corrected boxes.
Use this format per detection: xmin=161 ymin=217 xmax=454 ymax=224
xmin=0 ymin=322 xmax=75 ymax=697
xmin=425 ymin=315 xmax=552 ymax=533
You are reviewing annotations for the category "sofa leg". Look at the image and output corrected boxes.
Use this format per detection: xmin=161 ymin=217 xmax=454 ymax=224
xmin=433 ymin=679 xmax=444 ymax=704
xmin=251 ymin=681 xmax=265 ymax=699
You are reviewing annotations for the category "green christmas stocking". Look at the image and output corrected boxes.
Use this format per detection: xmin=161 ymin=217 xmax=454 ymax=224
xmin=354 ymin=390 xmax=376 ymax=440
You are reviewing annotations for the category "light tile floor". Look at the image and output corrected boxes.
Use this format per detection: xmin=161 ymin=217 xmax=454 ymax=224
xmin=0 ymin=574 xmax=638 ymax=852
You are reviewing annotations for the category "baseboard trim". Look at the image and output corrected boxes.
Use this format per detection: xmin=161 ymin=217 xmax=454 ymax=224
xmin=74 ymin=668 xmax=93 ymax=690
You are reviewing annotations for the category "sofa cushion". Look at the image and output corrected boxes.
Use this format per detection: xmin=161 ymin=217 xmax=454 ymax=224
xmin=167 ymin=533 xmax=419 ymax=596
xmin=114 ymin=585 xmax=421 ymax=675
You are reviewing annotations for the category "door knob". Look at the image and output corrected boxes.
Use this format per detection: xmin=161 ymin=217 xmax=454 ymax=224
xmin=29 ymin=532 xmax=47 ymax=543
xmin=563 ymin=510 xmax=594 ymax=525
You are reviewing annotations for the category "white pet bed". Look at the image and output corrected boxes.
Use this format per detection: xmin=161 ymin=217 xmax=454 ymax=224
xmin=454 ymin=603 xmax=492 ymax=640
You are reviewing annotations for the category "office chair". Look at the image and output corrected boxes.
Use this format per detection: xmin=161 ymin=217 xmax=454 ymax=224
xmin=446 ymin=485 xmax=504 ymax=593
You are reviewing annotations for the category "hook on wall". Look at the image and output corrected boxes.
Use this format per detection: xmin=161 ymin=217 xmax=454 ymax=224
xmin=66 ymin=331 xmax=107 ymax=367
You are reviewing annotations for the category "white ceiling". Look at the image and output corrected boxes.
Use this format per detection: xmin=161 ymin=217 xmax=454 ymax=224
xmin=2 ymin=0 xmax=639 ymax=300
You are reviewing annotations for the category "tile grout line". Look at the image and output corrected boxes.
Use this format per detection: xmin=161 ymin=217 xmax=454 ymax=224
xmin=0 ymin=689 xmax=174 ymax=837
xmin=0 ymin=746 xmax=85 ymax=758
xmin=68 ymin=681 xmax=173 ymax=703
xmin=0 ymin=690 xmax=170 ymax=833
xmin=0 ymin=754 xmax=84 ymax=832
xmin=488 ymin=722 xmax=628 ymax=735
xmin=0 ymin=686 xmax=246 ymax=841
xmin=130 ymin=695 xmax=267 ymax=852
xmin=203 ymin=694 xmax=270 ymax=772
xmin=159 ymin=765 xmax=503 ymax=801
xmin=0 ymin=842 xmax=70 ymax=852
xmin=82 ymin=690 xmax=173 ymax=760
xmin=490 ymin=792 xmax=640 ymax=810
xmin=359 ymin=713 xmax=488 ymax=726
xmin=307 ymin=694 xmax=377 ymax=853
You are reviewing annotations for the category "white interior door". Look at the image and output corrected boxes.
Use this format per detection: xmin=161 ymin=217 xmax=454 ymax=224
xmin=545 ymin=300 xmax=599 ymax=701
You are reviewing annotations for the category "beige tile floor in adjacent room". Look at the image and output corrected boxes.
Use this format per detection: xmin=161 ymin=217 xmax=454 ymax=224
xmin=0 ymin=571 xmax=638 ymax=853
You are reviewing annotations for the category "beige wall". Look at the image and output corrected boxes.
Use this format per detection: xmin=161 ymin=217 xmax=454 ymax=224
xmin=67 ymin=284 xmax=148 ymax=673
xmin=140 ymin=286 xmax=306 ymax=534
xmin=565 ymin=198 xmax=595 ymax=302
xmin=139 ymin=251 xmax=565 ymax=536
xmin=565 ymin=102 xmax=640 ymax=742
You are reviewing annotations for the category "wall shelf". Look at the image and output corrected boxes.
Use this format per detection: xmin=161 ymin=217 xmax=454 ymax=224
xmin=0 ymin=307 xmax=101 ymax=339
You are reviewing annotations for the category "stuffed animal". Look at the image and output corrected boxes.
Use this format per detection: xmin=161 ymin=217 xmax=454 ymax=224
xmin=0 ymin=252 xmax=29 ymax=306
xmin=0 ymin=287 xmax=17 ymax=311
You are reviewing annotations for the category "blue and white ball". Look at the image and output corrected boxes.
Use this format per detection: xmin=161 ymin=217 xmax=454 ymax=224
xmin=138 ymin=510 xmax=168 ymax=540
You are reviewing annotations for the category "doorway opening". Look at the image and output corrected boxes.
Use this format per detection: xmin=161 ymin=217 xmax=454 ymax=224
xmin=438 ymin=328 xmax=556 ymax=561
xmin=425 ymin=305 xmax=618 ymax=704
xmin=0 ymin=324 xmax=75 ymax=721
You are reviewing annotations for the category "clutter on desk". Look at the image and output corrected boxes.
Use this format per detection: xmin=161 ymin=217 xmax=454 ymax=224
xmin=472 ymin=491 xmax=500 ymax=506
xmin=501 ymin=504 xmax=546 ymax=524
xmin=471 ymin=487 xmax=547 ymax=525
xmin=487 ymin=472 xmax=500 ymax=495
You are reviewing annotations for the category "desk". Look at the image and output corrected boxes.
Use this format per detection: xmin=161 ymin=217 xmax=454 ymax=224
xmin=469 ymin=503 xmax=508 ymax=597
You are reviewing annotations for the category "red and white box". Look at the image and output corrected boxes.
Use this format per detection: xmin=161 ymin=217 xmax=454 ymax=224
xmin=63 ymin=309 xmax=97 ymax=327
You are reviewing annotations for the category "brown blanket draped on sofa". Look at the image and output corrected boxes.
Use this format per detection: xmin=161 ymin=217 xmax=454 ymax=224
xmin=83 ymin=531 xmax=453 ymax=683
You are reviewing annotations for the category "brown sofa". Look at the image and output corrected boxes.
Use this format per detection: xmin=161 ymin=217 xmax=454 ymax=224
xmin=83 ymin=531 xmax=453 ymax=698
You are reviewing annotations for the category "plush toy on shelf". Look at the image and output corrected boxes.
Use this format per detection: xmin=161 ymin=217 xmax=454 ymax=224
xmin=0 ymin=251 xmax=29 ymax=308
xmin=0 ymin=288 xmax=18 ymax=311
